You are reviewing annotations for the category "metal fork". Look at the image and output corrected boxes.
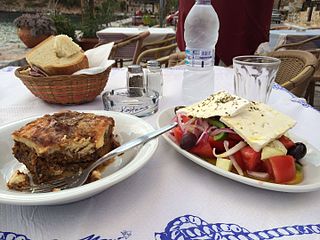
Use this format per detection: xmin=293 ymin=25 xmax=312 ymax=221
xmin=26 ymin=122 xmax=178 ymax=193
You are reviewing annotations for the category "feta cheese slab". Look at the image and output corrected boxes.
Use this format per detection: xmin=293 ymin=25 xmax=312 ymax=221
xmin=177 ymin=91 xmax=250 ymax=118
xmin=220 ymin=102 xmax=296 ymax=152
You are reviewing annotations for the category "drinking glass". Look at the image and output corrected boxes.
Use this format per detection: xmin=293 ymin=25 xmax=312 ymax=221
xmin=233 ymin=55 xmax=281 ymax=103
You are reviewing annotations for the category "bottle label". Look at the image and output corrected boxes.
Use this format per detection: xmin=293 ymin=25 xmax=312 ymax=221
xmin=185 ymin=48 xmax=214 ymax=68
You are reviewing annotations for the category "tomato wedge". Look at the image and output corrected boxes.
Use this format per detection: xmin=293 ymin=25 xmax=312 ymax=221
xmin=181 ymin=115 xmax=191 ymax=123
xmin=172 ymin=126 xmax=183 ymax=144
xmin=190 ymin=135 xmax=214 ymax=159
xmin=268 ymin=155 xmax=296 ymax=183
xmin=240 ymin=146 xmax=261 ymax=171
xmin=278 ymin=135 xmax=295 ymax=149
xmin=232 ymin=151 xmax=246 ymax=171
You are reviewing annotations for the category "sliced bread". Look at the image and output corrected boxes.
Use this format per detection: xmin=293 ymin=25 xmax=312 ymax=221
xmin=26 ymin=35 xmax=89 ymax=76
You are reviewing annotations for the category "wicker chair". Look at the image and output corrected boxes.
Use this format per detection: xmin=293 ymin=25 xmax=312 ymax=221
xmin=274 ymin=35 xmax=320 ymax=105
xmin=139 ymin=36 xmax=176 ymax=53
xmin=267 ymin=50 xmax=318 ymax=98
xmin=96 ymin=31 xmax=150 ymax=67
xmin=168 ymin=52 xmax=186 ymax=67
xmin=136 ymin=43 xmax=177 ymax=67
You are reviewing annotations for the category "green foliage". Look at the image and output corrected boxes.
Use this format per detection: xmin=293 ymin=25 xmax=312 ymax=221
xmin=166 ymin=0 xmax=178 ymax=14
xmin=142 ymin=14 xmax=157 ymax=27
xmin=50 ymin=14 xmax=76 ymax=39
xmin=98 ymin=0 xmax=120 ymax=25
xmin=80 ymin=0 xmax=120 ymax=38
xmin=13 ymin=13 xmax=56 ymax=37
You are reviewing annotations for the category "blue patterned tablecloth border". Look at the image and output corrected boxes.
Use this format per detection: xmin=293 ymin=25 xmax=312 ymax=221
xmin=272 ymin=83 xmax=319 ymax=112
xmin=2 ymin=214 xmax=320 ymax=240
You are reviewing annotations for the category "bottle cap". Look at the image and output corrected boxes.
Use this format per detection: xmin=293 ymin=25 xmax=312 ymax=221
xmin=147 ymin=60 xmax=160 ymax=68
xmin=128 ymin=65 xmax=143 ymax=73
xmin=197 ymin=0 xmax=211 ymax=4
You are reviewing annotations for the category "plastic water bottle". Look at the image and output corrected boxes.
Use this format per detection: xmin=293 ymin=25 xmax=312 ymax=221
xmin=182 ymin=0 xmax=219 ymax=104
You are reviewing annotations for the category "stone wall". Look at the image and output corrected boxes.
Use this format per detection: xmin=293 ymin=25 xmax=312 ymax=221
xmin=275 ymin=0 xmax=305 ymax=10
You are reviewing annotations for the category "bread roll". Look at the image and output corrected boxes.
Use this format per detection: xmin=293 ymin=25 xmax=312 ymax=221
xmin=26 ymin=35 xmax=89 ymax=76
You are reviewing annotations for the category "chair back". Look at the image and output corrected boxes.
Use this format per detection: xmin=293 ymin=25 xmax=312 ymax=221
xmin=267 ymin=50 xmax=317 ymax=97
xmin=96 ymin=31 xmax=150 ymax=67
xmin=111 ymin=31 xmax=150 ymax=65
xmin=140 ymin=36 xmax=176 ymax=53
xmin=274 ymin=35 xmax=320 ymax=59
xmin=168 ymin=52 xmax=186 ymax=67
xmin=136 ymin=42 xmax=177 ymax=67
xmin=273 ymin=35 xmax=320 ymax=105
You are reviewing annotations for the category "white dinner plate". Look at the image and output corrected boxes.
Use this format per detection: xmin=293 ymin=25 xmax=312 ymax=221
xmin=0 ymin=110 xmax=158 ymax=205
xmin=157 ymin=107 xmax=320 ymax=193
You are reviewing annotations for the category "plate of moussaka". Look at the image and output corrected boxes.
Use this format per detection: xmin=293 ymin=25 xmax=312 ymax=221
xmin=0 ymin=110 xmax=158 ymax=205
xmin=157 ymin=91 xmax=320 ymax=193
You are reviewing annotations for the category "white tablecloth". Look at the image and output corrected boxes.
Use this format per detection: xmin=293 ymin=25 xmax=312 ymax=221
xmin=0 ymin=66 xmax=320 ymax=240
xmin=269 ymin=29 xmax=320 ymax=50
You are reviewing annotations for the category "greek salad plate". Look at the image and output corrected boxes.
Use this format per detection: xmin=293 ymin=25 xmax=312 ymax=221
xmin=157 ymin=107 xmax=320 ymax=193
xmin=0 ymin=111 xmax=158 ymax=205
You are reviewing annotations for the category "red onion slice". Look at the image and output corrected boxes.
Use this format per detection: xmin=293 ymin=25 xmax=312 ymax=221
xmin=247 ymin=171 xmax=270 ymax=180
xmin=213 ymin=141 xmax=247 ymax=158
xmin=210 ymin=128 xmax=236 ymax=136
xmin=195 ymin=131 xmax=208 ymax=145
xmin=183 ymin=117 xmax=195 ymax=131
xmin=223 ymin=141 xmax=244 ymax=176
xmin=177 ymin=113 xmax=186 ymax=131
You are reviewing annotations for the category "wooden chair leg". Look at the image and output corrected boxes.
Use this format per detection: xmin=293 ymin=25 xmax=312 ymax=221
xmin=306 ymin=80 xmax=315 ymax=106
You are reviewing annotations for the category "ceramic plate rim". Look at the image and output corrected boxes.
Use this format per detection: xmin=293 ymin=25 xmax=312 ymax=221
xmin=0 ymin=110 xmax=158 ymax=205
xmin=157 ymin=107 xmax=320 ymax=193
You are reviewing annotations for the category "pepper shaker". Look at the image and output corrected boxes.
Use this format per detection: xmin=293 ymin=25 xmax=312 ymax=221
xmin=127 ymin=65 xmax=145 ymax=96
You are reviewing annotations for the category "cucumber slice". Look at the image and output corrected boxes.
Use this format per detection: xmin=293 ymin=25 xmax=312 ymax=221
xmin=207 ymin=118 xmax=227 ymax=141
xmin=207 ymin=118 xmax=225 ymax=128
xmin=213 ymin=132 xmax=227 ymax=141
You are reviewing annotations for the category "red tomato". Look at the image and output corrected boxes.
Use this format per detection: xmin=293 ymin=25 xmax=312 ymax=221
xmin=208 ymin=137 xmax=237 ymax=153
xmin=240 ymin=146 xmax=261 ymax=171
xmin=172 ymin=126 xmax=183 ymax=144
xmin=190 ymin=135 xmax=214 ymax=158
xmin=232 ymin=151 xmax=246 ymax=171
xmin=263 ymin=160 xmax=274 ymax=179
xmin=208 ymin=137 xmax=225 ymax=152
xmin=268 ymin=155 xmax=296 ymax=183
xmin=278 ymin=135 xmax=295 ymax=149
xmin=181 ymin=115 xmax=191 ymax=123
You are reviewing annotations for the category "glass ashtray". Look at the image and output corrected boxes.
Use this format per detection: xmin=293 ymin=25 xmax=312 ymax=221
xmin=102 ymin=88 xmax=159 ymax=117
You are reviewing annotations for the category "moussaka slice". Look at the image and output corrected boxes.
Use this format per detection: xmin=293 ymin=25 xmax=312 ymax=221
xmin=11 ymin=111 xmax=118 ymax=185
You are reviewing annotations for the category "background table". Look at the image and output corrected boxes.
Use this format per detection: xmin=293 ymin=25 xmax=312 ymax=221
xmin=269 ymin=29 xmax=320 ymax=50
xmin=0 ymin=66 xmax=320 ymax=240
xmin=96 ymin=27 xmax=176 ymax=59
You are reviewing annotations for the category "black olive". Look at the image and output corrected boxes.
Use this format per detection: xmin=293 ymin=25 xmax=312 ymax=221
xmin=287 ymin=142 xmax=307 ymax=161
xmin=180 ymin=132 xmax=197 ymax=150
xmin=174 ymin=105 xmax=186 ymax=114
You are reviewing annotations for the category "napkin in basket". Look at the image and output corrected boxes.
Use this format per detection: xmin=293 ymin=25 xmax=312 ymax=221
xmin=73 ymin=42 xmax=115 ymax=75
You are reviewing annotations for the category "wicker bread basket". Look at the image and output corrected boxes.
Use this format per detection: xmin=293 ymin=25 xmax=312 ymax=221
xmin=15 ymin=66 xmax=111 ymax=105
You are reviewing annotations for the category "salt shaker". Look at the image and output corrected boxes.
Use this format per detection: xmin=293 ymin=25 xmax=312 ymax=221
xmin=127 ymin=65 xmax=145 ymax=96
xmin=146 ymin=60 xmax=163 ymax=97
